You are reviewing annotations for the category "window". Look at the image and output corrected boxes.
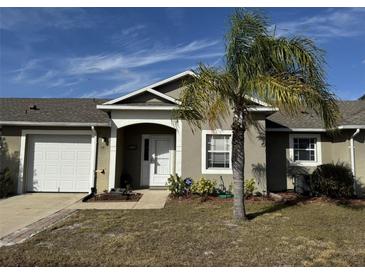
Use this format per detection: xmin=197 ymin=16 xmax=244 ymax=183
xmin=289 ymin=134 xmax=322 ymax=166
xmin=202 ymin=130 xmax=232 ymax=174
xmin=293 ymin=137 xmax=316 ymax=161
xmin=206 ymin=135 xmax=231 ymax=168
xmin=143 ymin=139 xmax=149 ymax=161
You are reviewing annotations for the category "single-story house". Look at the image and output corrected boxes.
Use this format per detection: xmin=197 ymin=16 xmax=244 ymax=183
xmin=1 ymin=71 xmax=364 ymax=196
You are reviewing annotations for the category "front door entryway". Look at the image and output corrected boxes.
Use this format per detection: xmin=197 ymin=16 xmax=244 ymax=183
xmin=141 ymin=134 xmax=174 ymax=187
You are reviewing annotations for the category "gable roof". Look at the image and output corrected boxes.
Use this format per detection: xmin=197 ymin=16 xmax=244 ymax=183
xmin=0 ymin=98 xmax=110 ymax=127
xmin=103 ymin=70 xmax=195 ymax=105
xmin=101 ymin=70 xmax=273 ymax=111
xmin=267 ymin=100 xmax=365 ymax=130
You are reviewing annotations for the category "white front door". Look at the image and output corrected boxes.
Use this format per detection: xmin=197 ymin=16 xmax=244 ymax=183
xmin=141 ymin=135 xmax=174 ymax=187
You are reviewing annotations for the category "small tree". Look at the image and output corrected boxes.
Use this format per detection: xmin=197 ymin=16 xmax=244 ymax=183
xmin=175 ymin=9 xmax=339 ymax=221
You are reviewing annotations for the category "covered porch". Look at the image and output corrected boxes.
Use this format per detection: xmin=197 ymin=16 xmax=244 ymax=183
xmin=107 ymin=110 xmax=182 ymax=191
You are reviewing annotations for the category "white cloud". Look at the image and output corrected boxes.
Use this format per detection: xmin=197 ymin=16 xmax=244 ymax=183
xmin=80 ymin=70 xmax=158 ymax=98
xmin=0 ymin=8 xmax=95 ymax=31
xmin=66 ymin=39 xmax=221 ymax=75
xmin=11 ymin=59 xmax=82 ymax=88
xmin=274 ymin=8 xmax=365 ymax=41
xmin=10 ymin=38 xmax=222 ymax=96
xmin=121 ymin=24 xmax=146 ymax=36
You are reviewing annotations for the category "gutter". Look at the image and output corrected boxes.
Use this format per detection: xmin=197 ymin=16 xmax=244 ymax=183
xmin=350 ymin=128 xmax=360 ymax=195
xmin=0 ymin=121 xmax=110 ymax=127
xmin=267 ymin=125 xmax=365 ymax=132
xmin=338 ymin=125 xmax=365 ymax=129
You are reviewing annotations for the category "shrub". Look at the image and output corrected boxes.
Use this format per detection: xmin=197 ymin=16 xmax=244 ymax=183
xmin=167 ymin=174 xmax=190 ymax=197
xmin=310 ymin=162 xmax=355 ymax=198
xmin=0 ymin=168 xmax=13 ymax=198
xmin=191 ymin=177 xmax=216 ymax=201
xmin=244 ymin=178 xmax=256 ymax=198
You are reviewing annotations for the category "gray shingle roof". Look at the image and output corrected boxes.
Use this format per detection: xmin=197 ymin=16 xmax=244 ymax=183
xmin=1 ymin=98 xmax=364 ymax=129
xmin=267 ymin=100 xmax=365 ymax=129
xmin=0 ymin=98 xmax=110 ymax=126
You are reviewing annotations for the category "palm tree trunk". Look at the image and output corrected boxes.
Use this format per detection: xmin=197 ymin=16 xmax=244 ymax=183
xmin=232 ymin=107 xmax=247 ymax=221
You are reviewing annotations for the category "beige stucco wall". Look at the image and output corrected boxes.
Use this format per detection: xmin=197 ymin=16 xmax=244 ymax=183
xmin=0 ymin=125 xmax=110 ymax=194
xmin=95 ymin=127 xmax=111 ymax=193
xmin=266 ymin=130 xmax=365 ymax=196
xmin=181 ymin=112 xmax=268 ymax=194
xmin=0 ymin=126 xmax=22 ymax=194
xmin=154 ymin=75 xmax=192 ymax=99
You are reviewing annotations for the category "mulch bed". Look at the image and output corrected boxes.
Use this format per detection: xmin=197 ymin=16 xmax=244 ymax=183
xmin=85 ymin=192 xmax=143 ymax=202
xmin=169 ymin=193 xmax=274 ymax=204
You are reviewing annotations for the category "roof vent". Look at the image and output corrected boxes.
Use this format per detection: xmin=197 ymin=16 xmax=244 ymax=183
xmin=29 ymin=105 xmax=40 ymax=111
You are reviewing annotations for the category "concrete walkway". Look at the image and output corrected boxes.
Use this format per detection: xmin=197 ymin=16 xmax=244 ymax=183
xmin=0 ymin=193 xmax=85 ymax=239
xmin=68 ymin=189 xmax=169 ymax=210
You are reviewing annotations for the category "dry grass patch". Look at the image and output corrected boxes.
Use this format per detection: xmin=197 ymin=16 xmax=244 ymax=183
xmin=0 ymin=197 xmax=364 ymax=266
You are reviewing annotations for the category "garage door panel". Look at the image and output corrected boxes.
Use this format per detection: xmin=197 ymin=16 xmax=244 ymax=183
xmin=45 ymin=151 xmax=59 ymax=161
xmin=41 ymin=180 xmax=58 ymax=192
xmin=27 ymin=134 xmax=92 ymax=193
xmin=59 ymin=180 xmax=73 ymax=191
xmin=77 ymin=167 xmax=90 ymax=176
xmin=61 ymin=151 xmax=76 ymax=160
xmin=34 ymin=151 xmax=44 ymax=161
xmin=77 ymin=151 xmax=91 ymax=160
xmin=61 ymin=165 xmax=75 ymax=176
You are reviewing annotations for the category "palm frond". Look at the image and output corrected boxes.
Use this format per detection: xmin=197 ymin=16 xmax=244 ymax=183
xmin=244 ymin=35 xmax=340 ymax=128
xmin=173 ymin=65 xmax=233 ymax=130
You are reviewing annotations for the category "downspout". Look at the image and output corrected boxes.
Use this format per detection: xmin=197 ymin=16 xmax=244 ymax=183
xmin=91 ymin=126 xmax=97 ymax=194
xmin=350 ymin=128 xmax=360 ymax=195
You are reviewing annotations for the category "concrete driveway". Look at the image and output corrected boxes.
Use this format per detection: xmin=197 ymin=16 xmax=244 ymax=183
xmin=0 ymin=193 xmax=85 ymax=239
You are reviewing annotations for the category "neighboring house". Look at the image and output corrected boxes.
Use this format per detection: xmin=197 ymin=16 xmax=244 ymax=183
xmin=0 ymin=71 xmax=364 ymax=196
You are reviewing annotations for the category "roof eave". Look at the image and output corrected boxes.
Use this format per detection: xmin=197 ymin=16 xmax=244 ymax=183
xmin=0 ymin=121 xmax=111 ymax=127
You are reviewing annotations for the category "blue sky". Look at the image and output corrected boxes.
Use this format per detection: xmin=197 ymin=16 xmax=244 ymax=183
xmin=0 ymin=7 xmax=364 ymax=100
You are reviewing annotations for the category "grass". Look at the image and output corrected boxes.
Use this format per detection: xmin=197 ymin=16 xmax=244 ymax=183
xmin=0 ymin=196 xmax=364 ymax=266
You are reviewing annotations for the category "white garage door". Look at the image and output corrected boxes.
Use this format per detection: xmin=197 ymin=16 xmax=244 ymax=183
xmin=26 ymin=134 xmax=92 ymax=192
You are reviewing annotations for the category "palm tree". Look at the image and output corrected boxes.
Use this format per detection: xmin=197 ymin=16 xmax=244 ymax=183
xmin=174 ymin=9 xmax=340 ymax=221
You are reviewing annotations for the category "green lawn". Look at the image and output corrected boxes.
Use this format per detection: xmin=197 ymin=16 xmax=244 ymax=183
xmin=0 ymin=197 xmax=364 ymax=266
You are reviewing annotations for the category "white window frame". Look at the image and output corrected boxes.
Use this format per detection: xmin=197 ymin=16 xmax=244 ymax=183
xmin=201 ymin=130 xmax=233 ymax=174
xmin=289 ymin=133 xmax=322 ymax=166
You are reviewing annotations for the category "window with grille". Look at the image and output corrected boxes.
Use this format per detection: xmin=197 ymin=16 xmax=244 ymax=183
xmin=206 ymin=134 xmax=231 ymax=169
xmin=293 ymin=137 xmax=317 ymax=162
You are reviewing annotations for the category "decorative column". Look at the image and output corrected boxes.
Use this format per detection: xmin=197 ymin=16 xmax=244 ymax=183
xmin=175 ymin=120 xmax=182 ymax=175
xmin=108 ymin=121 xmax=118 ymax=191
